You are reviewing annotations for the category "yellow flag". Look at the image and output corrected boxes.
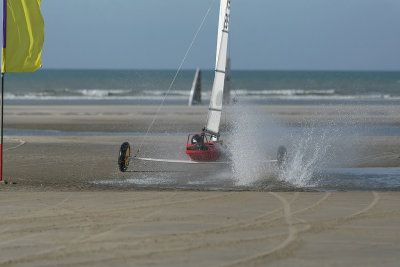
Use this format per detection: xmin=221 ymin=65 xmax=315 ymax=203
xmin=1 ymin=0 xmax=44 ymax=73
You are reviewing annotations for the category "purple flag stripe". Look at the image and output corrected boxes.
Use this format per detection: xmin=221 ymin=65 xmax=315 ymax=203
xmin=2 ymin=0 xmax=6 ymax=48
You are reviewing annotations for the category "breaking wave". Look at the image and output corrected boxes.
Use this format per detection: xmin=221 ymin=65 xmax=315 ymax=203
xmin=4 ymin=88 xmax=399 ymax=102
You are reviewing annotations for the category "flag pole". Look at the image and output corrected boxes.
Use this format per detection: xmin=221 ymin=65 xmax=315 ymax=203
xmin=0 ymin=72 xmax=3 ymax=182
xmin=0 ymin=0 xmax=44 ymax=183
xmin=1 ymin=0 xmax=5 ymax=182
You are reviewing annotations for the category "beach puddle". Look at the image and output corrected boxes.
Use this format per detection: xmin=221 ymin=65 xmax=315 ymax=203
xmin=93 ymin=170 xmax=241 ymax=191
xmin=313 ymin=167 xmax=400 ymax=191
xmin=92 ymin=167 xmax=400 ymax=191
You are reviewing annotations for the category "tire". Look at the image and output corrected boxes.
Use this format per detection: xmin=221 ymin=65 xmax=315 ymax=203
xmin=277 ymin=145 xmax=287 ymax=167
xmin=118 ymin=142 xmax=131 ymax=172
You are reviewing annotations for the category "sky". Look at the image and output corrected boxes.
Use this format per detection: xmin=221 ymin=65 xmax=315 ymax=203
xmin=39 ymin=0 xmax=400 ymax=71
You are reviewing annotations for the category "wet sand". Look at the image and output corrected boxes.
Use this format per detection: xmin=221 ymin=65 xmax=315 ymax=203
xmin=1 ymin=104 xmax=400 ymax=265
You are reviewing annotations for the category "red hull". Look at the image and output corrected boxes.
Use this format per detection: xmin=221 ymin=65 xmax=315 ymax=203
xmin=185 ymin=142 xmax=221 ymax=161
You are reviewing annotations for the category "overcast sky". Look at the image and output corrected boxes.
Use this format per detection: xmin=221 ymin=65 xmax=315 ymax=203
xmin=40 ymin=0 xmax=400 ymax=70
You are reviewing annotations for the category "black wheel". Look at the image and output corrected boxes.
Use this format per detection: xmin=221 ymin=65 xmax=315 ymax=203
xmin=118 ymin=142 xmax=131 ymax=172
xmin=277 ymin=145 xmax=287 ymax=167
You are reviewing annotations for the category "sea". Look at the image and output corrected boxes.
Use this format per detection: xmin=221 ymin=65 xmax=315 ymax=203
xmin=5 ymin=69 xmax=400 ymax=191
xmin=4 ymin=69 xmax=400 ymax=105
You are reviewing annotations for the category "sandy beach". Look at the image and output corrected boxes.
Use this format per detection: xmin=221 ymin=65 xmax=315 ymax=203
xmin=1 ymin=104 xmax=400 ymax=266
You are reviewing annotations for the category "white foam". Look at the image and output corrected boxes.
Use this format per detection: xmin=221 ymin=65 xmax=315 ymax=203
xmin=78 ymin=89 xmax=128 ymax=97
xmin=5 ymin=88 xmax=399 ymax=102
xmin=229 ymin=105 xmax=281 ymax=186
xmin=278 ymin=127 xmax=332 ymax=187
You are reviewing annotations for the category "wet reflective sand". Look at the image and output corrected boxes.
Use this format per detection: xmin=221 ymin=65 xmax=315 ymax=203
xmin=1 ymin=105 xmax=400 ymax=265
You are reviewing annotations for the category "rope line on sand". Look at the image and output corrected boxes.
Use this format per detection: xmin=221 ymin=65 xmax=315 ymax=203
xmin=136 ymin=0 xmax=217 ymax=155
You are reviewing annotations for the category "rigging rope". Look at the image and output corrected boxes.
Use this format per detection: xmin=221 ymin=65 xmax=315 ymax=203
xmin=136 ymin=0 xmax=217 ymax=156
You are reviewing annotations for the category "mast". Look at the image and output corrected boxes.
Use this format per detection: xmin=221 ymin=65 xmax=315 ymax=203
xmin=223 ymin=58 xmax=231 ymax=104
xmin=203 ymin=0 xmax=231 ymax=140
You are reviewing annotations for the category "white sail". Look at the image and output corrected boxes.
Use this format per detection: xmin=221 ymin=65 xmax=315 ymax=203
xmin=223 ymin=58 xmax=231 ymax=104
xmin=188 ymin=68 xmax=202 ymax=106
xmin=204 ymin=0 xmax=231 ymax=137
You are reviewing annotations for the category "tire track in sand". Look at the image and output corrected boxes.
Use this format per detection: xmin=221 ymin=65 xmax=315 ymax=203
xmin=223 ymin=192 xmax=301 ymax=267
xmin=4 ymin=137 xmax=26 ymax=151
xmin=0 ymin=193 xmax=306 ymax=266
xmin=64 ymin=192 xmax=329 ymax=259
xmin=225 ymin=192 xmax=380 ymax=266
xmin=0 ymin=193 xmax=237 ymax=266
